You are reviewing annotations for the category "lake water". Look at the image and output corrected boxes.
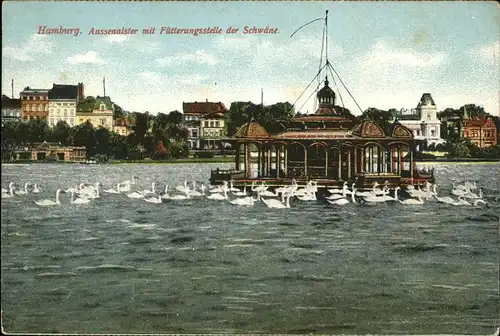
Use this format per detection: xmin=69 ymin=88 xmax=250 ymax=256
xmin=1 ymin=162 xmax=499 ymax=334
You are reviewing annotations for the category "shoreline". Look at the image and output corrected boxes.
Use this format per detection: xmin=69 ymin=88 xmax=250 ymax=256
xmin=1 ymin=158 xmax=499 ymax=165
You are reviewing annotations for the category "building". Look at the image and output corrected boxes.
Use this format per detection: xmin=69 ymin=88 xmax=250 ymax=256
xmin=396 ymin=93 xmax=444 ymax=145
xmin=210 ymin=77 xmax=433 ymax=189
xmin=199 ymin=111 xmax=230 ymax=149
xmin=1 ymin=95 xmax=21 ymax=123
xmin=113 ymin=117 xmax=132 ymax=136
xmin=182 ymin=100 xmax=229 ymax=149
xmin=20 ymin=87 xmax=49 ymax=121
xmin=76 ymin=96 xmax=114 ymax=129
xmin=463 ymin=116 xmax=498 ymax=148
xmin=47 ymin=83 xmax=84 ymax=127
xmin=14 ymin=141 xmax=86 ymax=162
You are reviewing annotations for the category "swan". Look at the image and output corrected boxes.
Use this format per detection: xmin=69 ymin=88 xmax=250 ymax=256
xmin=473 ymin=199 xmax=487 ymax=206
xmin=355 ymin=182 xmax=386 ymax=197
xmin=327 ymin=187 xmax=356 ymax=205
xmin=120 ymin=175 xmax=138 ymax=187
xmin=175 ymin=180 xmax=190 ymax=194
xmin=251 ymin=181 xmax=268 ymax=193
xmin=142 ymin=182 xmax=156 ymax=195
xmin=294 ymin=181 xmax=317 ymax=196
xmin=394 ymin=190 xmax=424 ymax=205
xmin=258 ymin=189 xmax=279 ymax=197
xmin=381 ymin=187 xmax=400 ymax=202
xmin=451 ymin=184 xmax=469 ymax=197
xmin=434 ymin=195 xmax=457 ymax=204
xmin=296 ymin=190 xmax=317 ymax=201
xmin=170 ymin=192 xmax=190 ymax=200
xmin=70 ymin=190 xmax=91 ymax=204
xmin=262 ymin=192 xmax=291 ymax=209
xmin=229 ymin=180 xmax=240 ymax=192
xmin=454 ymin=196 xmax=471 ymax=206
xmin=275 ymin=179 xmax=298 ymax=194
xmin=32 ymin=184 xmax=41 ymax=193
xmin=188 ymin=182 xmax=204 ymax=197
xmin=14 ymin=182 xmax=30 ymax=196
xmin=126 ymin=191 xmax=144 ymax=199
xmin=161 ymin=185 xmax=171 ymax=199
xmin=328 ymin=181 xmax=347 ymax=194
xmin=2 ymin=187 xmax=15 ymax=198
xmin=232 ymin=184 xmax=248 ymax=197
xmin=103 ymin=183 xmax=121 ymax=194
xmin=464 ymin=187 xmax=483 ymax=200
xmin=145 ymin=193 xmax=163 ymax=204
xmin=326 ymin=184 xmax=350 ymax=200
xmin=209 ymin=181 xmax=229 ymax=193
xmin=1 ymin=182 xmax=15 ymax=194
xmin=229 ymin=196 xmax=255 ymax=206
xmin=207 ymin=188 xmax=228 ymax=200
xmin=34 ymin=189 xmax=63 ymax=206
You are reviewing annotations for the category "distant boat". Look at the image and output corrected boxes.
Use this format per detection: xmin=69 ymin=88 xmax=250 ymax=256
xmin=79 ymin=160 xmax=97 ymax=165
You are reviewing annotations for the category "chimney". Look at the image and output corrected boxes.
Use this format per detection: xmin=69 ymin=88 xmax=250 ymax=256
xmin=103 ymin=77 xmax=106 ymax=97
xmin=77 ymin=83 xmax=85 ymax=103
xmin=11 ymin=79 xmax=14 ymax=98
xmin=206 ymin=98 xmax=208 ymax=103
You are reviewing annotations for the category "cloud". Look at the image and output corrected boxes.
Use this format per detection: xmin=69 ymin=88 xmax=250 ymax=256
xmin=105 ymin=35 xmax=130 ymax=44
xmin=157 ymin=50 xmax=218 ymax=67
xmin=67 ymin=51 xmax=105 ymax=64
xmin=476 ymin=41 xmax=499 ymax=63
xmin=3 ymin=34 xmax=53 ymax=62
xmin=365 ymin=40 xmax=447 ymax=67
xmin=138 ymin=71 xmax=163 ymax=84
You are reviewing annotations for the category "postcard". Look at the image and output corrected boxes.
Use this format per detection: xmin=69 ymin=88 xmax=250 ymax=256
xmin=1 ymin=1 xmax=499 ymax=335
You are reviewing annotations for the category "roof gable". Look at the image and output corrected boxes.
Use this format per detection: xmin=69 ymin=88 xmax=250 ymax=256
xmin=183 ymin=101 xmax=228 ymax=115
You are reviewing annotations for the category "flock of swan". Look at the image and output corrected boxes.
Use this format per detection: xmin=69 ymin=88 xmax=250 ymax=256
xmin=0 ymin=175 xmax=491 ymax=209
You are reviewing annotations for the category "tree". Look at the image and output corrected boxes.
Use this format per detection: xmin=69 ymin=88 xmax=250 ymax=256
xmin=26 ymin=119 xmax=51 ymax=144
xmin=167 ymin=110 xmax=183 ymax=125
xmin=71 ymin=121 xmax=95 ymax=158
xmin=153 ymin=140 xmax=169 ymax=159
xmin=52 ymin=120 xmax=72 ymax=146
xmin=448 ymin=142 xmax=470 ymax=158
xmin=94 ymin=127 xmax=111 ymax=156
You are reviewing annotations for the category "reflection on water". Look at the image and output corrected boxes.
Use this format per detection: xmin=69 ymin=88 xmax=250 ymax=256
xmin=1 ymin=163 xmax=499 ymax=334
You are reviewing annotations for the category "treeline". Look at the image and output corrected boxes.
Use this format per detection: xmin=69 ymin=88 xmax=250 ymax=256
xmin=1 ymin=111 xmax=190 ymax=162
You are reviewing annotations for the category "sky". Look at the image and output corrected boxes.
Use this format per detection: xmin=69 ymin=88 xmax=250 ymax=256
xmin=2 ymin=1 xmax=499 ymax=116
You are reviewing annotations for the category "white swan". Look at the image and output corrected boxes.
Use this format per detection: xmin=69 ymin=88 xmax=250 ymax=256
xmin=126 ymin=191 xmax=144 ymax=199
xmin=464 ymin=187 xmax=483 ymax=200
xmin=229 ymin=196 xmax=255 ymax=206
xmin=327 ymin=187 xmax=356 ymax=205
xmin=209 ymin=181 xmax=229 ymax=193
xmin=328 ymin=181 xmax=347 ymax=194
xmin=395 ymin=190 xmax=424 ymax=205
xmin=103 ymin=183 xmax=121 ymax=194
xmin=120 ymin=175 xmax=138 ymax=187
xmin=454 ymin=196 xmax=471 ymax=206
xmin=32 ymin=184 xmax=41 ymax=193
xmin=142 ymin=182 xmax=156 ymax=195
xmin=145 ymin=194 xmax=163 ymax=204
xmin=275 ymin=179 xmax=298 ymax=194
xmin=296 ymin=189 xmax=317 ymax=201
xmin=434 ymin=195 xmax=458 ymax=205
xmin=188 ymin=182 xmax=204 ymax=197
xmin=1 ymin=182 xmax=15 ymax=194
xmin=161 ymin=185 xmax=171 ymax=199
xmin=262 ymin=192 xmax=291 ymax=209
xmin=232 ymin=184 xmax=248 ymax=197
xmin=175 ymin=180 xmax=190 ymax=194
xmin=14 ymin=182 xmax=30 ymax=196
xmin=251 ymin=181 xmax=268 ymax=193
xmin=70 ymin=190 xmax=91 ymax=204
xmin=259 ymin=189 xmax=280 ymax=197
xmin=34 ymin=189 xmax=63 ymax=206
xmin=229 ymin=180 xmax=240 ymax=192
xmin=207 ymin=188 xmax=228 ymax=200
xmin=473 ymin=199 xmax=487 ymax=206
xmin=2 ymin=187 xmax=15 ymax=198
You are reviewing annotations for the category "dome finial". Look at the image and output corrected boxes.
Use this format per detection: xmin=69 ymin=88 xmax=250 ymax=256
xmin=325 ymin=75 xmax=329 ymax=87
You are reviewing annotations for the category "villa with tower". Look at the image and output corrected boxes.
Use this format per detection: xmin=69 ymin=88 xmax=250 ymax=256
xmin=396 ymin=93 xmax=444 ymax=146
